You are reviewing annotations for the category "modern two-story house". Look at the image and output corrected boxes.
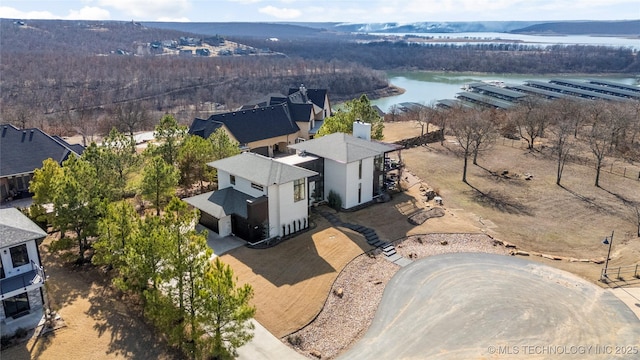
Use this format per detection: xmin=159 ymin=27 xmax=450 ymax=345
xmin=288 ymin=123 xmax=399 ymax=210
xmin=0 ymin=208 xmax=47 ymax=337
xmin=184 ymin=152 xmax=317 ymax=242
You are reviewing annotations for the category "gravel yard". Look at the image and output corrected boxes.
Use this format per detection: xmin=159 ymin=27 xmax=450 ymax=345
xmin=286 ymin=233 xmax=512 ymax=359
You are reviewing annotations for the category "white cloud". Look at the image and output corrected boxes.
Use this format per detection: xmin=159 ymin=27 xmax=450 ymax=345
xmin=66 ymin=6 xmax=111 ymax=20
xmin=259 ymin=5 xmax=301 ymax=19
xmin=99 ymin=0 xmax=191 ymax=20
xmin=0 ymin=6 xmax=110 ymax=20
xmin=227 ymin=0 xmax=263 ymax=4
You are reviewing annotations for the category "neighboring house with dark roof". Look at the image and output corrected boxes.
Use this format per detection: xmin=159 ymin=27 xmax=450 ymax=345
xmin=0 ymin=124 xmax=85 ymax=203
xmin=184 ymin=152 xmax=317 ymax=242
xmin=188 ymin=85 xmax=332 ymax=157
xmin=288 ymin=123 xmax=399 ymax=210
xmin=0 ymin=208 xmax=47 ymax=337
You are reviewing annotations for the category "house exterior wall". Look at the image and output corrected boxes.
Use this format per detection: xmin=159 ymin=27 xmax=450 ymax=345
xmin=218 ymin=170 xmax=267 ymax=198
xmin=0 ymin=288 xmax=44 ymax=337
xmin=267 ymin=180 xmax=309 ymax=238
xmin=323 ymin=157 xmax=375 ymax=209
xmin=323 ymin=159 xmax=347 ymax=208
xmin=0 ymin=240 xmax=40 ymax=278
xmin=0 ymin=238 xmax=45 ymax=337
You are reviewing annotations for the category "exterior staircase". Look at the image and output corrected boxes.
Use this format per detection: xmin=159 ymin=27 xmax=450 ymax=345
xmin=316 ymin=209 xmax=397 ymax=258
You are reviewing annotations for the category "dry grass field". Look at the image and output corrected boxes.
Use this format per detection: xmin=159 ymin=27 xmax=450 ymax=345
xmin=386 ymin=120 xmax=640 ymax=282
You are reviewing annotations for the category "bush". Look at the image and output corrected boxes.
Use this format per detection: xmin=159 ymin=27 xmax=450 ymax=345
xmin=287 ymin=335 xmax=303 ymax=346
xmin=327 ymin=190 xmax=342 ymax=211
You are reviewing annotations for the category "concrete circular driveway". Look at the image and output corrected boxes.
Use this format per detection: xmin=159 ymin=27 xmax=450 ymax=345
xmin=339 ymin=253 xmax=640 ymax=359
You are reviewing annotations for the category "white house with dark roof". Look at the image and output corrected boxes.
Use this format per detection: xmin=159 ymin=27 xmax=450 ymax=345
xmin=184 ymin=152 xmax=317 ymax=242
xmin=0 ymin=208 xmax=47 ymax=337
xmin=288 ymin=126 xmax=398 ymax=210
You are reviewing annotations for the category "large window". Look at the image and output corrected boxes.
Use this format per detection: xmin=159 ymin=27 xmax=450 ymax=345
xmin=358 ymin=160 xmax=363 ymax=179
xmin=230 ymin=174 xmax=236 ymax=185
xmin=10 ymin=244 xmax=29 ymax=267
xmin=294 ymin=178 xmax=305 ymax=202
xmin=3 ymin=292 xmax=30 ymax=318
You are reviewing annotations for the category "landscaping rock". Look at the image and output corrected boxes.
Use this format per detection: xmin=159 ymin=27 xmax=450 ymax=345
xmin=333 ymin=288 xmax=344 ymax=298
xmin=408 ymin=207 xmax=445 ymax=225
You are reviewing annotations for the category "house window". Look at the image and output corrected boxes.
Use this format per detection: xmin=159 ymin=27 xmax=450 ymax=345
xmin=251 ymin=183 xmax=264 ymax=192
xmin=3 ymin=292 xmax=30 ymax=318
xmin=230 ymin=174 xmax=236 ymax=185
xmin=0 ymin=260 xmax=4 ymax=279
xmin=374 ymin=155 xmax=384 ymax=171
xmin=358 ymin=160 xmax=363 ymax=179
xmin=358 ymin=183 xmax=362 ymax=203
xmin=294 ymin=178 xmax=305 ymax=202
xmin=10 ymin=244 xmax=29 ymax=267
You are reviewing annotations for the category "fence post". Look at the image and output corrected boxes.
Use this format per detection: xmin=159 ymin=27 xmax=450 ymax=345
xmin=617 ymin=266 xmax=622 ymax=280
xmin=623 ymin=167 xmax=626 ymax=178
xmin=635 ymin=264 xmax=639 ymax=279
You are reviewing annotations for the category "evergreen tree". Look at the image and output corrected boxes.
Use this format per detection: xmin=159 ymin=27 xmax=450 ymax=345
xmin=318 ymin=94 xmax=384 ymax=139
xmin=141 ymin=156 xmax=179 ymax=216
xmin=178 ymin=134 xmax=214 ymax=191
xmin=199 ymin=258 xmax=255 ymax=360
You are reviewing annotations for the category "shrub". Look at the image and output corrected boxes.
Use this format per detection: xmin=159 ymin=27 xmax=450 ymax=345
xmin=327 ymin=190 xmax=342 ymax=211
xmin=287 ymin=335 xmax=303 ymax=346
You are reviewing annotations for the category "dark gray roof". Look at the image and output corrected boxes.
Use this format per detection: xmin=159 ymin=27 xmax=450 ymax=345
xmin=188 ymin=104 xmax=300 ymax=144
xmin=184 ymin=188 xmax=256 ymax=219
xmin=288 ymin=88 xmax=328 ymax=108
xmin=0 ymin=208 xmax=47 ymax=248
xmin=288 ymin=133 xmax=397 ymax=163
xmin=209 ymin=152 xmax=317 ymax=186
xmin=1 ymin=124 xmax=84 ymax=177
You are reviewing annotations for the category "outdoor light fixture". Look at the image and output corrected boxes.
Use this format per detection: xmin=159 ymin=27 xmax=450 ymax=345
xmin=601 ymin=230 xmax=614 ymax=282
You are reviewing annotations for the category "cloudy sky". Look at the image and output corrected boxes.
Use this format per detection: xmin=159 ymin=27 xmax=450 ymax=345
xmin=0 ymin=0 xmax=638 ymax=23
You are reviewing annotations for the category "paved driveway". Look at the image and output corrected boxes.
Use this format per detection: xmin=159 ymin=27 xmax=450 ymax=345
xmin=339 ymin=253 xmax=640 ymax=359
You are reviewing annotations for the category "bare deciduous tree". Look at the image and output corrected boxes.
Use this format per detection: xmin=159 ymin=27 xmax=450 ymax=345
xmin=510 ymin=96 xmax=548 ymax=151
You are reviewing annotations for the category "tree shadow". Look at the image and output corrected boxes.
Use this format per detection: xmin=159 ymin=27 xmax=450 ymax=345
xmin=86 ymin=286 xmax=176 ymax=359
xmin=466 ymin=182 xmax=533 ymax=216
xmin=223 ymin=232 xmax=338 ymax=287
xmin=599 ymin=186 xmax=635 ymax=206
xmin=558 ymin=184 xmax=609 ymax=212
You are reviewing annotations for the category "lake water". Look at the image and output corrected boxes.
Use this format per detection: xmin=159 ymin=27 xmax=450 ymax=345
xmin=371 ymin=72 xmax=639 ymax=112
xmin=375 ymin=32 xmax=640 ymax=50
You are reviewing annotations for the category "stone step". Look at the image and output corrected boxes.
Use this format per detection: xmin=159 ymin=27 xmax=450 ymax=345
xmin=369 ymin=240 xmax=384 ymax=247
xmin=385 ymin=253 xmax=401 ymax=262
xmin=382 ymin=248 xmax=396 ymax=256
xmin=366 ymin=234 xmax=379 ymax=241
xmin=382 ymin=245 xmax=395 ymax=252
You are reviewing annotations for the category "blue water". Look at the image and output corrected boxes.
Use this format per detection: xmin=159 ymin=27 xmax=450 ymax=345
xmin=371 ymin=72 xmax=639 ymax=112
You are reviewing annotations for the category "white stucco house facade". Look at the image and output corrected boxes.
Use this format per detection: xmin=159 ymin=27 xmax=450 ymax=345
xmin=184 ymin=152 xmax=317 ymax=242
xmin=288 ymin=127 xmax=398 ymax=210
xmin=0 ymin=208 xmax=47 ymax=337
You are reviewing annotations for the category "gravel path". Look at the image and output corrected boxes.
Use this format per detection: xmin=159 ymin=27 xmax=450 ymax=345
xmin=285 ymin=233 xmax=511 ymax=359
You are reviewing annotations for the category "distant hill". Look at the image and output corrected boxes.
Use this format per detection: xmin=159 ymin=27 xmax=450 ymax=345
xmin=142 ymin=20 xmax=640 ymax=38
xmin=510 ymin=20 xmax=640 ymax=35
xmin=142 ymin=22 xmax=330 ymax=39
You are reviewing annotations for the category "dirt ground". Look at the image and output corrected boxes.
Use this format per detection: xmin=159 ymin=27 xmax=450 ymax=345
xmin=1 ymin=236 xmax=176 ymax=360
xmin=220 ymin=216 xmax=373 ymax=338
